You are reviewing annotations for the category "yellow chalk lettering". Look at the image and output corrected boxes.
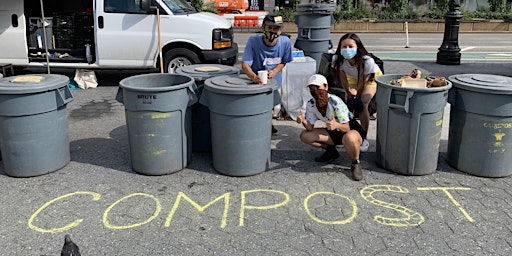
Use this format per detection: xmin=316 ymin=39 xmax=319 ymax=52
xmin=303 ymin=192 xmax=357 ymax=225
xmin=361 ymin=185 xmax=424 ymax=227
xmin=417 ymin=187 xmax=474 ymax=222
xmin=152 ymin=150 xmax=167 ymax=156
xmin=239 ymin=189 xmax=289 ymax=226
xmin=151 ymin=112 xmax=171 ymax=119
xmin=165 ymin=192 xmax=230 ymax=228
xmin=493 ymin=132 xmax=506 ymax=141
xmin=103 ymin=193 xmax=161 ymax=229
xmin=28 ymin=191 xmax=101 ymax=233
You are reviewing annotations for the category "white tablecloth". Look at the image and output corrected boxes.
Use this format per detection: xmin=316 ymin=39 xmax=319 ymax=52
xmin=280 ymin=57 xmax=317 ymax=120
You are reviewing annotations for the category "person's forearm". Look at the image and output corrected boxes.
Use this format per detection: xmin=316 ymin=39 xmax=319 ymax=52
xmin=338 ymin=122 xmax=350 ymax=133
xmin=241 ymin=62 xmax=258 ymax=82
xmin=300 ymin=119 xmax=314 ymax=131
xmin=272 ymin=63 xmax=285 ymax=73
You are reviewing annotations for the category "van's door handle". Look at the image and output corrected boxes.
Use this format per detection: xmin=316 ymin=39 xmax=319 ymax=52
xmin=98 ymin=16 xmax=104 ymax=29
xmin=12 ymin=14 xmax=18 ymax=27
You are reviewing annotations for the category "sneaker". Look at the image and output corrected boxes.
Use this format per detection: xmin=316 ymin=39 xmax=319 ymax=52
xmin=351 ymin=160 xmax=363 ymax=181
xmin=314 ymin=146 xmax=340 ymax=162
xmin=272 ymin=125 xmax=278 ymax=135
xmin=360 ymin=139 xmax=369 ymax=152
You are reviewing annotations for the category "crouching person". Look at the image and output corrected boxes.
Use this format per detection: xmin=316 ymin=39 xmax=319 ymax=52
xmin=296 ymin=74 xmax=365 ymax=181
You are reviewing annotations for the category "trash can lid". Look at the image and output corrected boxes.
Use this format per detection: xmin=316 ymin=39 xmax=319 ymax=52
xmin=297 ymin=3 xmax=336 ymax=13
xmin=204 ymin=75 xmax=277 ymax=95
xmin=175 ymin=64 xmax=240 ymax=82
xmin=448 ymin=74 xmax=512 ymax=94
xmin=0 ymin=74 xmax=69 ymax=94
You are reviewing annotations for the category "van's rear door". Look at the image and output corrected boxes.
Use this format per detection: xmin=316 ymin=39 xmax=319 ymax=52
xmin=0 ymin=1 xmax=29 ymax=65
xmin=95 ymin=0 xmax=157 ymax=68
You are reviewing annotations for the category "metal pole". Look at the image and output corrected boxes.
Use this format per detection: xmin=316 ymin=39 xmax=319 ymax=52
xmin=157 ymin=8 xmax=163 ymax=73
xmin=436 ymin=0 xmax=462 ymax=65
xmin=39 ymin=0 xmax=51 ymax=74
xmin=405 ymin=22 xmax=410 ymax=48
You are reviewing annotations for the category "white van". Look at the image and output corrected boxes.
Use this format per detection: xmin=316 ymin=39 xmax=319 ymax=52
xmin=0 ymin=0 xmax=238 ymax=72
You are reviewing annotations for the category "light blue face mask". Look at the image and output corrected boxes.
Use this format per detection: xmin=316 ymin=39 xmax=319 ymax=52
xmin=341 ymin=48 xmax=357 ymax=59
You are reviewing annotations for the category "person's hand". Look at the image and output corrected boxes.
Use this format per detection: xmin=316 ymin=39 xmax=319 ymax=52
xmin=297 ymin=109 xmax=305 ymax=124
xmin=346 ymin=88 xmax=358 ymax=99
xmin=268 ymin=69 xmax=275 ymax=79
xmin=250 ymin=73 xmax=261 ymax=84
xmin=326 ymin=114 xmax=338 ymax=131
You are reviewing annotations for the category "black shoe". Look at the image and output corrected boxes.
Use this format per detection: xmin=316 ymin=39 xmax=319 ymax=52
xmin=272 ymin=125 xmax=278 ymax=134
xmin=314 ymin=146 xmax=340 ymax=162
xmin=351 ymin=160 xmax=363 ymax=181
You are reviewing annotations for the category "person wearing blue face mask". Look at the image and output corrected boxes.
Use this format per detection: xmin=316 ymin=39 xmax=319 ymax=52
xmin=331 ymin=33 xmax=383 ymax=153
xmin=242 ymin=14 xmax=293 ymax=134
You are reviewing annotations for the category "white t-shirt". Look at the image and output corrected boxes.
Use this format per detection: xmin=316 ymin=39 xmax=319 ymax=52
xmin=332 ymin=55 xmax=381 ymax=78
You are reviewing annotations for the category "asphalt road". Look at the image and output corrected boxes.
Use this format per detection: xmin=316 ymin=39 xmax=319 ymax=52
xmin=236 ymin=33 xmax=512 ymax=53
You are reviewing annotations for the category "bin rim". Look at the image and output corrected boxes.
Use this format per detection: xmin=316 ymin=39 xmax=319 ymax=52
xmin=175 ymin=64 xmax=240 ymax=82
xmin=297 ymin=3 xmax=336 ymax=12
xmin=204 ymin=75 xmax=277 ymax=95
xmin=448 ymin=74 xmax=512 ymax=95
xmin=0 ymin=74 xmax=69 ymax=94
xmin=119 ymin=73 xmax=194 ymax=92
xmin=375 ymin=74 xmax=452 ymax=92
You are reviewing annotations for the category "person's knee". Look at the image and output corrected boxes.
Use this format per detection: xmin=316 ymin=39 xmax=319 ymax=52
xmin=361 ymin=93 xmax=373 ymax=105
xmin=344 ymin=131 xmax=362 ymax=146
xmin=299 ymin=130 xmax=310 ymax=144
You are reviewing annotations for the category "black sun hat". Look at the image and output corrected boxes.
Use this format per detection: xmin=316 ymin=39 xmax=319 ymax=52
xmin=262 ymin=14 xmax=284 ymax=27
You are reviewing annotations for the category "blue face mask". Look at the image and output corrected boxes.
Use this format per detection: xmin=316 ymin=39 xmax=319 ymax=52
xmin=341 ymin=48 xmax=357 ymax=60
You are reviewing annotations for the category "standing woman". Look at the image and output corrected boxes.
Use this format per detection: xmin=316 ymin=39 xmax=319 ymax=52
xmin=332 ymin=33 xmax=382 ymax=152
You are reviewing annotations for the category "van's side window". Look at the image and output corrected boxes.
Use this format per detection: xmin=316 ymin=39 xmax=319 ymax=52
xmin=105 ymin=0 xmax=145 ymax=13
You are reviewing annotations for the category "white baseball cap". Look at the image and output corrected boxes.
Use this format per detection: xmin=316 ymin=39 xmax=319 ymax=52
xmin=307 ymin=74 xmax=328 ymax=87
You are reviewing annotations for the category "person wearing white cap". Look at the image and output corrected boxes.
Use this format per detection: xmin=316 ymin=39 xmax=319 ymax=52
xmin=296 ymin=74 xmax=366 ymax=181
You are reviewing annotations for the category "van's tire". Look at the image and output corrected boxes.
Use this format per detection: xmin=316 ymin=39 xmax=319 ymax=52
xmin=163 ymin=48 xmax=200 ymax=73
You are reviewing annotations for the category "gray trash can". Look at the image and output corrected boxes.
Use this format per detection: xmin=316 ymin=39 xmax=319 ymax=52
xmin=176 ymin=64 xmax=240 ymax=153
xmin=200 ymin=75 xmax=278 ymax=176
xmin=375 ymin=75 xmax=452 ymax=175
xmin=0 ymin=74 xmax=73 ymax=177
xmin=447 ymin=74 xmax=512 ymax=177
xmin=294 ymin=3 xmax=335 ymax=72
xmin=118 ymin=73 xmax=196 ymax=175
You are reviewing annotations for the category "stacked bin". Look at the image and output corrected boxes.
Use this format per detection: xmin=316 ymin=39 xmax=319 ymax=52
xmin=447 ymin=74 xmax=512 ymax=177
xmin=375 ymin=75 xmax=452 ymax=175
xmin=200 ymin=75 xmax=278 ymax=176
xmin=0 ymin=74 xmax=73 ymax=177
xmin=176 ymin=64 xmax=240 ymax=153
xmin=294 ymin=3 xmax=335 ymax=72
xmin=118 ymin=74 xmax=196 ymax=175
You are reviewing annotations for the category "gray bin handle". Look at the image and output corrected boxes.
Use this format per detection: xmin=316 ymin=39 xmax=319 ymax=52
xmin=115 ymin=87 xmax=124 ymax=103
xmin=56 ymin=86 xmax=73 ymax=107
xmin=187 ymin=82 xmax=198 ymax=107
xmin=388 ymin=90 xmax=414 ymax=113
xmin=300 ymin=28 xmax=310 ymax=39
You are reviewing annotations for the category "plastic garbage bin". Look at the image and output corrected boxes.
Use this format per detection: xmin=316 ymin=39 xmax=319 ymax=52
xmin=118 ymin=73 xmax=196 ymax=175
xmin=294 ymin=3 xmax=335 ymax=72
xmin=0 ymin=74 xmax=73 ymax=177
xmin=447 ymin=74 xmax=512 ymax=177
xmin=176 ymin=64 xmax=240 ymax=153
xmin=200 ymin=75 xmax=278 ymax=176
xmin=375 ymin=74 xmax=452 ymax=175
